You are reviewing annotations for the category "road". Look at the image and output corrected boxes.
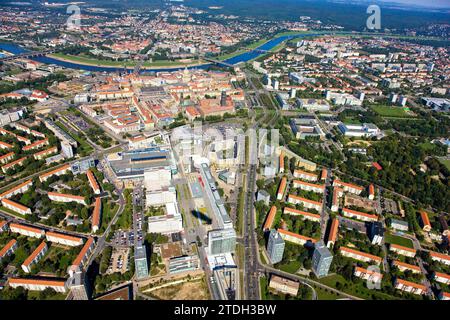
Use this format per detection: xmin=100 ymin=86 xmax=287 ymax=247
xmin=243 ymin=164 xmax=260 ymax=300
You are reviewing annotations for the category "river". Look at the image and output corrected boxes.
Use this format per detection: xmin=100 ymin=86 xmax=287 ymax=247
xmin=0 ymin=33 xmax=317 ymax=73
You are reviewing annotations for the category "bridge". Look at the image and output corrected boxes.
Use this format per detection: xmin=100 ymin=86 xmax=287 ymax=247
xmin=0 ymin=48 xmax=58 ymax=62
xmin=201 ymin=57 xmax=236 ymax=69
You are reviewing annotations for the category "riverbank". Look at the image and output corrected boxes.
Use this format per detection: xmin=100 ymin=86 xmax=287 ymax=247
xmin=48 ymin=53 xmax=208 ymax=70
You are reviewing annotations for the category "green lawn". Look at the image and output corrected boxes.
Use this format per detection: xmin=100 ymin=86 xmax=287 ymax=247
xmin=50 ymin=53 xmax=199 ymax=68
xmin=27 ymin=290 xmax=67 ymax=300
xmin=439 ymin=159 xmax=450 ymax=171
xmin=318 ymin=274 xmax=401 ymax=300
xmin=278 ymin=260 xmax=301 ymax=274
xmin=54 ymin=121 xmax=93 ymax=156
xmin=370 ymin=105 xmax=413 ymax=118
xmin=384 ymin=233 xmax=414 ymax=248
xmin=314 ymin=286 xmax=344 ymax=300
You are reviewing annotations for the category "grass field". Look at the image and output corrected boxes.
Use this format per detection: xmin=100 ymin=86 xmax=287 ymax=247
xmin=384 ymin=233 xmax=414 ymax=248
xmin=370 ymin=105 xmax=413 ymax=118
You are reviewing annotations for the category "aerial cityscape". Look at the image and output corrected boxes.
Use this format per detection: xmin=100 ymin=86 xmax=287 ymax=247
xmin=0 ymin=0 xmax=449 ymax=305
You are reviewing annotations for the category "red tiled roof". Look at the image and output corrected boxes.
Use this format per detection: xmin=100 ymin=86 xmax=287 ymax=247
xmin=288 ymin=194 xmax=322 ymax=206
xmin=390 ymin=243 xmax=416 ymax=253
xmin=0 ymin=239 xmax=16 ymax=257
xmin=263 ymin=206 xmax=277 ymax=231
xmin=340 ymin=246 xmax=382 ymax=262
xmin=22 ymin=241 xmax=47 ymax=267
xmin=71 ymin=237 xmax=94 ymax=267
xmin=9 ymin=223 xmax=43 ymax=235
xmin=92 ymin=197 xmax=101 ymax=227
xmin=46 ymin=231 xmax=83 ymax=243
xmin=284 ymin=206 xmax=320 ymax=219
xmin=328 ymin=218 xmax=339 ymax=244
xmin=342 ymin=207 xmax=378 ymax=220
xmin=8 ymin=277 xmax=66 ymax=287
xmin=277 ymin=228 xmax=317 ymax=243
xmin=277 ymin=177 xmax=287 ymax=196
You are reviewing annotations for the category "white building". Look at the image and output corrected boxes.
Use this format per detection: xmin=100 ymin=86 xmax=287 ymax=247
xmin=48 ymin=192 xmax=86 ymax=205
xmin=1 ymin=198 xmax=32 ymax=215
xmin=46 ymin=232 xmax=84 ymax=247
xmin=21 ymin=241 xmax=48 ymax=273
xmin=287 ymin=194 xmax=322 ymax=211
xmin=8 ymin=278 xmax=67 ymax=293
xmin=147 ymin=202 xmax=183 ymax=234
xmin=9 ymin=223 xmax=44 ymax=239
xmin=146 ymin=189 xmax=177 ymax=207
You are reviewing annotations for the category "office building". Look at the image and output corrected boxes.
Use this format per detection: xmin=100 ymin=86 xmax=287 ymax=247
xmin=208 ymin=229 xmax=236 ymax=255
xmin=134 ymin=244 xmax=149 ymax=280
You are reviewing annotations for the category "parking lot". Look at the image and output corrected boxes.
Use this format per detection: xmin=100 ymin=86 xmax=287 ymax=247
xmin=111 ymin=230 xmax=135 ymax=247
xmin=107 ymin=247 xmax=130 ymax=274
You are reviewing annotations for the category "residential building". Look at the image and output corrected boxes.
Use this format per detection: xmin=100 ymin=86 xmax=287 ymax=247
xmin=389 ymin=244 xmax=416 ymax=258
xmin=69 ymin=237 xmax=95 ymax=277
xmin=327 ymin=218 xmax=339 ymax=248
xmin=342 ymin=208 xmax=378 ymax=222
xmin=277 ymin=177 xmax=287 ymax=201
xmin=267 ymin=229 xmax=285 ymax=264
xmin=429 ymin=251 xmax=450 ymax=265
xmin=2 ymin=157 xmax=26 ymax=173
xmin=33 ymin=146 xmax=57 ymax=160
xmin=277 ymin=228 xmax=317 ymax=246
xmin=263 ymin=206 xmax=277 ymax=231
xmin=287 ymin=194 xmax=322 ymax=211
xmin=8 ymin=278 xmax=67 ymax=293
xmin=0 ymin=220 xmax=8 ymax=232
xmin=1 ymin=198 xmax=32 ymax=215
xmin=21 ymin=241 xmax=48 ymax=273
xmin=419 ymin=210 xmax=432 ymax=232
xmin=0 ymin=239 xmax=17 ymax=261
xmin=48 ymin=192 xmax=86 ymax=205
xmin=39 ymin=164 xmax=71 ymax=182
xmin=354 ymin=266 xmax=383 ymax=283
xmin=394 ymin=279 xmax=426 ymax=295
xmin=91 ymin=197 xmax=101 ymax=233
xmin=293 ymin=169 xmax=318 ymax=181
xmin=339 ymin=246 xmax=382 ymax=264
xmin=283 ymin=207 xmax=320 ymax=222
xmin=292 ymin=180 xmax=325 ymax=194
xmin=9 ymin=223 xmax=44 ymax=238
xmin=392 ymin=261 xmax=421 ymax=274
xmin=87 ymin=169 xmax=101 ymax=194
xmin=22 ymin=138 xmax=49 ymax=152
xmin=331 ymin=187 xmax=343 ymax=212
xmin=45 ymin=231 xmax=84 ymax=247
xmin=312 ymin=241 xmax=333 ymax=278
xmin=333 ymin=180 xmax=364 ymax=195
xmin=433 ymin=272 xmax=450 ymax=285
